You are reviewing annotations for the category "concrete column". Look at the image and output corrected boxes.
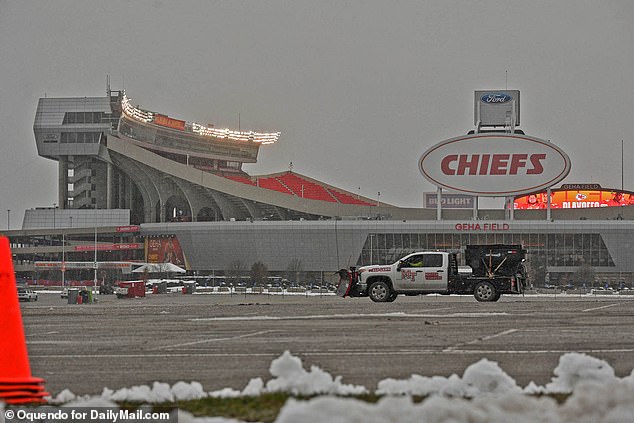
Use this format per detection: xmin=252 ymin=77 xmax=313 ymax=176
xmin=106 ymin=162 xmax=113 ymax=208
xmin=126 ymin=178 xmax=133 ymax=209
xmin=547 ymin=188 xmax=552 ymax=221
xmin=58 ymin=157 xmax=68 ymax=209
xmin=118 ymin=173 xmax=124 ymax=208
xmin=436 ymin=187 xmax=442 ymax=221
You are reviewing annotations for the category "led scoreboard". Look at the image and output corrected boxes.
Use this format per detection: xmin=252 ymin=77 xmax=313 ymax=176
xmin=514 ymin=185 xmax=634 ymax=209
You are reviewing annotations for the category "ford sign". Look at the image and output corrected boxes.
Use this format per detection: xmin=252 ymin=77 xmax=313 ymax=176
xmin=480 ymin=93 xmax=512 ymax=104
xmin=419 ymin=134 xmax=571 ymax=196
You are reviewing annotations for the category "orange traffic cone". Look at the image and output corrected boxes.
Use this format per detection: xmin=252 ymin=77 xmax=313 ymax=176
xmin=0 ymin=236 xmax=49 ymax=404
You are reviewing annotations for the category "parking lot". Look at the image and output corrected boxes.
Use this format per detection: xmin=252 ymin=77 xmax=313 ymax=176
xmin=19 ymin=291 xmax=634 ymax=396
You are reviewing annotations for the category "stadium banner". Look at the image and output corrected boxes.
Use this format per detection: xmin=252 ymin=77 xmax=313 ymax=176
xmin=116 ymin=225 xmax=141 ymax=233
xmin=153 ymin=114 xmax=186 ymax=131
xmin=424 ymin=192 xmax=475 ymax=209
xmin=34 ymin=261 xmax=137 ymax=270
xmin=145 ymin=236 xmax=187 ymax=268
xmin=73 ymin=243 xmax=142 ymax=252
xmin=514 ymin=189 xmax=634 ymax=209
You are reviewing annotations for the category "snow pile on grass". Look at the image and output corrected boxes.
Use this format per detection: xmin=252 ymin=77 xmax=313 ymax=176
xmin=52 ymin=381 xmax=209 ymax=404
xmin=51 ymin=352 xmax=634 ymax=404
xmin=274 ymin=394 xmax=560 ymax=423
xmin=376 ymin=357 xmax=522 ymax=397
xmin=273 ymin=374 xmax=634 ymax=423
xmin=376 ymin=352 xmax=621 ymax=397
xmin=243 ymin=350 xmax=368 ymax=396
xmin=176 ymin=380 xmax=634 ymax=423
xmin=183 ymin=351 xmax=368 ymax=398
xmin=50 ymin=350 xmax=365 ymax=403
xmin=37 ymin=351 xmax=634 ymax=423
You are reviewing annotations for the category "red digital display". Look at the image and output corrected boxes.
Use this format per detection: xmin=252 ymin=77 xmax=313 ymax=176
xmin=154 ymin=114 xmax=186 ymax=131
xmin=514 ymin=189 xmax=634 ymax=209
xmin=145 ymin=237 xmax=186 ymax=267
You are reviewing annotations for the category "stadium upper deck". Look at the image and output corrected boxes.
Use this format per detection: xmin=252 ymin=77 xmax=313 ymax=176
xmin=33 ymin=89 xmax=384 ymax=224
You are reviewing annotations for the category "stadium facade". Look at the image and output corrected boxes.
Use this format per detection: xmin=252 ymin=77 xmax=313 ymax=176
xmin=6 ymin=88 xmax=633 ymax=287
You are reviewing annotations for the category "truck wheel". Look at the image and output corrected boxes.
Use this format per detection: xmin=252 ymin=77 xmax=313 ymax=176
xmin=474 ymin=281 xmax=497 ymax=302
xmin=369 ymin=280 xmax=391 ymax=302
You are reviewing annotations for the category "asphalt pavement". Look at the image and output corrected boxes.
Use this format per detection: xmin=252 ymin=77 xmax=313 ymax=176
xmin=19 ymin=291 xmax=634 ymax=396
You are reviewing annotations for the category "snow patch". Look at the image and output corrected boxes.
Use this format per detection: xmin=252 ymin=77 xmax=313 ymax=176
xmin=545 ymin=352 xmax=616 ymax=393
xmin=34 ymin=351 xmax=634 ymax=423
xmin=376 ymin=358 xmax=521 ymax=397
xmin=264 ymin=350 xmax=368 ymax=396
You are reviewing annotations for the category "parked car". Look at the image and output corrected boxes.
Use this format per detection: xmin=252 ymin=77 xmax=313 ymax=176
xmin=18 ymin=287 xmax=38 ymax=302
xmin=99 ymin=284 xmax=114 ymax=294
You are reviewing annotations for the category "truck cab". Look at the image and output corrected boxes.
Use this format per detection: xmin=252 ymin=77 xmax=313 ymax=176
xmin=356 ymin=251 xmax=455 ymax=302
xmin=393 ymin=251 xmax=450 ymax=293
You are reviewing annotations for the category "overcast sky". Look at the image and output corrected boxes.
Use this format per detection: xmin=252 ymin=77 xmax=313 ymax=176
xmin=1 ymin=0 xmax=633 ymax=228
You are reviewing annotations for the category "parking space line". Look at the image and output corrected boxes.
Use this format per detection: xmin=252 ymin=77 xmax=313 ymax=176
xmin=29 ymin=347 xmax=634 ymax=360
xmin=582 ymin=303 xmax=618 ymax=312
xmin=444 ymin=328 xmax=518 ymax=352
xmin=190 ymin=311 xmax=509 ymax=322
xmin=155 ymin=329 xmax=277 ymax=350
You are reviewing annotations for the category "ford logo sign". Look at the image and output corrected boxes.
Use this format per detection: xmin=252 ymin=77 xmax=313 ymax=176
xmin=481 ymin=93 xmax=512 ymax=104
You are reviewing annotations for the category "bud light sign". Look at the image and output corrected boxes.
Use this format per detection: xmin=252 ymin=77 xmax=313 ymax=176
xmin=481 ymin=93 xmax=512 ymax=104
xmin=419 ymin=134 xmax=571 ymax=196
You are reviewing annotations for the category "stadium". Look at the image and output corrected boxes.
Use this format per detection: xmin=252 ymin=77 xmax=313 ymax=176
xmin=5 ymin=88 xmax=634 ymax=289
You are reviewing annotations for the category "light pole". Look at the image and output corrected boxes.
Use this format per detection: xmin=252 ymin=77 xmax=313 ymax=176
xmin=93 ymin=227 xmax=98 ymax=295
xmin=6 ymin=209 xmax=9 ymax=230
xmin=53 ymin=203 xmax=56 ymax=228
xmin=61 ymin=231 xmax=65 ymax=289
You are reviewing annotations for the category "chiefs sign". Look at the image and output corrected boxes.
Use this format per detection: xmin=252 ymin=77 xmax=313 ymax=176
xmin=419 ymin=134 xmax=571 ymax=196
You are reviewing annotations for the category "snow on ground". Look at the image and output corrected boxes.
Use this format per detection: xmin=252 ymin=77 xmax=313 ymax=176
xmin=4 ymin=350 xmax=626 ymax=422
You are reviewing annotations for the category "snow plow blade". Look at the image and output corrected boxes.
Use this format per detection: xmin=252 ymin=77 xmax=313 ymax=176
xmin=336 ymin=269 xmax=354 ymax=297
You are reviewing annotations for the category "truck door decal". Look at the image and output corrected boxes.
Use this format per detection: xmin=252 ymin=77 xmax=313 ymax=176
xmin=401 ymin=269 xmax=417 ymax=282
xmin=424 ymin=272 xmax=442 ymax=280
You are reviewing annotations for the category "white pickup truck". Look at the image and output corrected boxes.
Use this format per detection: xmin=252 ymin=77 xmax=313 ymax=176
xmin=337 ymin=244 xmax=527 ymax=302
xmin=17 ymin=287 xmax=38 ymax=302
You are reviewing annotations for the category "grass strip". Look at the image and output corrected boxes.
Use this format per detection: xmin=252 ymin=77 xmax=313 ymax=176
xmin=121 ymin=392 xmax=571 ymax=423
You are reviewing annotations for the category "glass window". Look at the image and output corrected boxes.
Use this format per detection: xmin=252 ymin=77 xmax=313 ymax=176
xmin=402 ymin=254 xmax=424 ymax=267
xmin=426 ymin=254 xmax=443 ymax=267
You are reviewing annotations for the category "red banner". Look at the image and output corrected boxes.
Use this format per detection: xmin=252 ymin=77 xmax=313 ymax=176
xmin=73 ymin=243 xmax=142 ymax=252
xmin=145 ymin=237 xmax=186 ymax=266
xmin=115 ymin=225 xmax=141 ymax=233
xmin=154 ymin=114 xmax=186 ymax=131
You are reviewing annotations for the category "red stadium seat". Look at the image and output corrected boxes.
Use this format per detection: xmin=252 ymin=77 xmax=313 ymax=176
xmin=222 ymin=172 xmax=373 ymax=205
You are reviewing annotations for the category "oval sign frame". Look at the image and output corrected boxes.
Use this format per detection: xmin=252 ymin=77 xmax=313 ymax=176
xmin=419 ymin=134 xmax=571 ymax=196
xmin=480 ymin=93 xmax=512 ymax=104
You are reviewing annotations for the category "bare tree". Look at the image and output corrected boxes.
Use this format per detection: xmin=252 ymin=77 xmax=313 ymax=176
xmin=285 ymin=258 xmax=303 ymax=284
xmin=227 ymin=259 xmax=245 ymax=285
xmin=250 ymin=261 xmax=268 ymax=286
xmin=526 ymin=252 xmax=547 ymax=288
xmin=572 ymin=261 xmax=595 ymax=288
